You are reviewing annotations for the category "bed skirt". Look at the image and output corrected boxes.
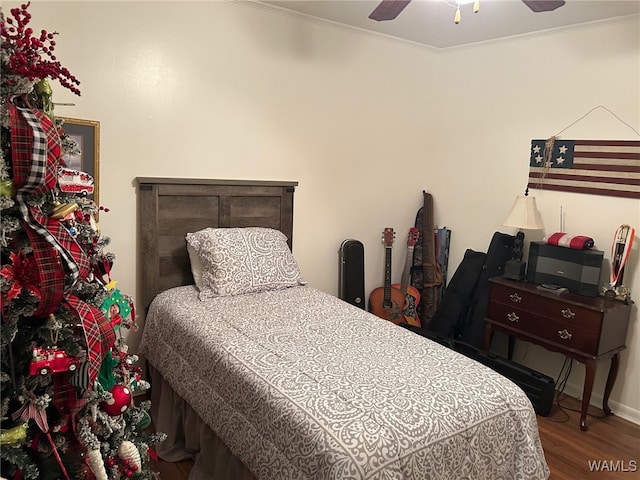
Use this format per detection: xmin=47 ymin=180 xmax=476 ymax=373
xmin=149 ymin=365 xmax=256 ymax=480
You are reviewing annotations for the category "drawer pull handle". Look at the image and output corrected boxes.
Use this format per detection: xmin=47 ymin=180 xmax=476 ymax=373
xmin=507 ymin=312 xmax=519 ymax=323
xmin=509 ymin=293 xmax=522 ymax=303
xmin=561 ymin=308 xmax=575 ymax=319
xmin=558 ymin=329 xmax=573 ymax=340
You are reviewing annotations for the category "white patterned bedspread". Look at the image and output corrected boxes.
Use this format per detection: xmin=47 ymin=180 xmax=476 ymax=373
xmin=140 ymin=285 xmax=549 ymax=480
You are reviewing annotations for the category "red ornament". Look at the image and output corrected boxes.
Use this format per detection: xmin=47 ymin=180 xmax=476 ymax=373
xmin=100 ymin=384 xmax=132 ymax=416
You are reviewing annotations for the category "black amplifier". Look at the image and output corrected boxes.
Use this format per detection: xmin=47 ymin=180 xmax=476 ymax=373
xmin=526 ymin=241 xmax=603 ymax=297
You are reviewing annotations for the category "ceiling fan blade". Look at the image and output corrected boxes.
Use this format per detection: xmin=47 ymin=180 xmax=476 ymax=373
xmin=368 ymin=0 xmax=412 ymax=21
xmin=521 ymin=0 xmax=566 ymax=12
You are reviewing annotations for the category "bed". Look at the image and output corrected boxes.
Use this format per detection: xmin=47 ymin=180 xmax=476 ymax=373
xmin=136 ymin=177 xmax=550 ymax=480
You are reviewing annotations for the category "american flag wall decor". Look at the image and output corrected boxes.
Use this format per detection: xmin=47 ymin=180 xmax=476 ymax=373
xmin=528 ymin=139 xmax=640 ymax=199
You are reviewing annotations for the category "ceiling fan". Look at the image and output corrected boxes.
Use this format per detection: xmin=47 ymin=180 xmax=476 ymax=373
xmin=369 ymin=0 xmax=566 ymax=22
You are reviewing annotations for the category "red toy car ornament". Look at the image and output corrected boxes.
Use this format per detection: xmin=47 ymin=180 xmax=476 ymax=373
xmin=29 ymin=347 xmax=80 ymax=376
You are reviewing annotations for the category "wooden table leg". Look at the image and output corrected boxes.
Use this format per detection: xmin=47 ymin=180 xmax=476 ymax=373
xmin=580 ymin=359 xmax=597 ymax=431
xmin=602 ymin=353 xmax=620 ymax=416
xmin=507 ymin=336 xmax=515 ymax=360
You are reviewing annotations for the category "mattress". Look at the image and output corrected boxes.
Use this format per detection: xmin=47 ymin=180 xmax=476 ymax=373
xmin=140 ymin=285 xmax=549 ymax=480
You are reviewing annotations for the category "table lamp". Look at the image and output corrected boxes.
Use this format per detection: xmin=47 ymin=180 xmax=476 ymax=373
xmin=502 ymin=188 xmax=544 ymax=280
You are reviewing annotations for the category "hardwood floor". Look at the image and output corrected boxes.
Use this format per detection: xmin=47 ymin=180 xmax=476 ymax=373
xmin=537 ymin=394 xmax=640 ymax=479
xmin=149 ymin=393 xmax=640 ymax=479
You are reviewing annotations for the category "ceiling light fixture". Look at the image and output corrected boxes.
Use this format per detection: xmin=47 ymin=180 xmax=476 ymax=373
xmin=452 ymin=0 xmax=480 ymax=24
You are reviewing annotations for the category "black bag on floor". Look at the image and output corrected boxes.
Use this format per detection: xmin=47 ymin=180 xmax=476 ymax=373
xmin=425 ymin=232 xmax=514 ymax=346
xmin=456 ymin=232 xmax=514 ymax=347
xmin=425 ymin=249 xmax=485 ymax=337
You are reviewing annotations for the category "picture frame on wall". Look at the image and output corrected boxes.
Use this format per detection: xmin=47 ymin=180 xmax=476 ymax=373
xmin=59 ymin=117 xmax=100 ymax=206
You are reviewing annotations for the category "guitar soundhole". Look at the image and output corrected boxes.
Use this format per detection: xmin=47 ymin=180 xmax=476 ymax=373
xmin=382 ymin=299 xmax=392 ymax=309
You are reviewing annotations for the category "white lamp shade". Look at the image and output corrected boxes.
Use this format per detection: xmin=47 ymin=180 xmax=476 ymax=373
xmin=502 ymin=195 xmax=544 ymax=230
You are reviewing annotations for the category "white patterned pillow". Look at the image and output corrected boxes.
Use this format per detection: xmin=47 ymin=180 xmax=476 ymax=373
xmin=186 ymin=227 xmax=305 ymax=298
xmin=186 ymin=243 xmax=204 ymax=291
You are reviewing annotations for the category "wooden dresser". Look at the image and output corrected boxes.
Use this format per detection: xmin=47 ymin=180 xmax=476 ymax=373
xmin=483 ymin=276 xmax=632 ymax=431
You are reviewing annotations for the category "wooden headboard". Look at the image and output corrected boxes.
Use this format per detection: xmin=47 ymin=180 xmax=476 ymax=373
xmin=136 ymin=177 xmax=298 ymax=310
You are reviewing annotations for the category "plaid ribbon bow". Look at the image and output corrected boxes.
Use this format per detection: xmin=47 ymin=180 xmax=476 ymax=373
xmin=9 ymin=96 xmax=90 ymax=295
xmin=64 ymin=295 xmax=116 ymax=390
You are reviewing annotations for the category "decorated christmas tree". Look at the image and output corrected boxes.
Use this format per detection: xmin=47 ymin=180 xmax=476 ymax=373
xmin=0 ymin=4 xmax=164 ymax=479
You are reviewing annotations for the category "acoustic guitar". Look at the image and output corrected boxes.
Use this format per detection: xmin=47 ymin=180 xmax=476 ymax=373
xmin=392 ymin=227 xmax=422 ymax=327
xmin=368 ymin=228 xmax=405 ymax=324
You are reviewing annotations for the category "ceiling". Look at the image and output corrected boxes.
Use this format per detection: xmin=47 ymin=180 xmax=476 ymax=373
xmin=258 ymin=0 xmax=640 ymax=49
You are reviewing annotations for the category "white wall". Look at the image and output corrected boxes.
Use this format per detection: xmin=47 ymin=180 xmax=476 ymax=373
xmin=10 ymin=2 xmax=639 ymax=422
xmin=434 ymin=18 xmax=640 ymax=423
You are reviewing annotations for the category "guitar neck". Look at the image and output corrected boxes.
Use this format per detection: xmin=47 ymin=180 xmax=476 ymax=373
xmin=400 ymin=246 xmax=414 ymax=293
xmin=383 ymin=246 xmax=392 ymax=301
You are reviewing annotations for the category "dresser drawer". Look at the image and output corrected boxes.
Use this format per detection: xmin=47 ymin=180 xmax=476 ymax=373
xmin=489 ymin=283 xmax=602 ymax=333
xmin=487 ymin=301 xmax=600 ymax=355
xmin=486 ymin=301 xmax=541 ymax=334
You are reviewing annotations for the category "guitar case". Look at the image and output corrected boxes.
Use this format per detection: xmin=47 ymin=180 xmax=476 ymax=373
xmin=424 ymin=231 xmax=514 ymax=348
xmin=339 ymin=239 xmax=365 ymax=309
xmin=456 ymin=231 xmax=514 ymax=347
xmin=426 ymin=248 xmax=486 ymax=338
xmin=410 ymin=192 xmax=450 ymax=327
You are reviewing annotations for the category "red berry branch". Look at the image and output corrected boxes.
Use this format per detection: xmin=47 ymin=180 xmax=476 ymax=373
xmin=1 ymin=2 xmax=81 ymax=95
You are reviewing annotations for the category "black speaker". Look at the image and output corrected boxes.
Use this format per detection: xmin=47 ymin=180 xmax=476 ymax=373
xmin=526 ymin=242 xmax=603 ymax=297
xmin=339 ymin=239 xmax=365 ymax=309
